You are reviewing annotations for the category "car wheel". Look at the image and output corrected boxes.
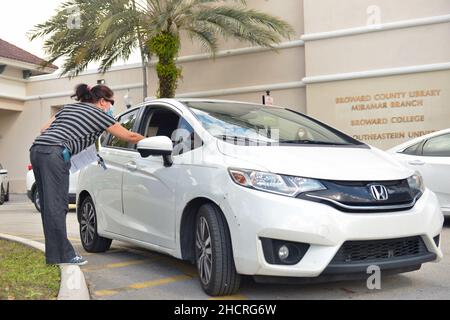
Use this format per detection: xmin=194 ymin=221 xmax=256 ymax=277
xmin=0 ymin=184 xmax=5 ymax=205
xmin=33 ymin=188 xmax=41 ymax=212
xmin=4 ymin=183 xmax=9 ymax=202
xmin=195 ymin=203 xmax=240 ymax=296
xmin=80 ymin=195 xmax=112 ymax=253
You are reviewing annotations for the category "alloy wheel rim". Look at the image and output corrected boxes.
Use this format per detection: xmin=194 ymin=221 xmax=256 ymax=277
xmin=81 ymin=202 xmax=96 ymax=246
xmin=196 ymin=216 xmax=212 ymax=285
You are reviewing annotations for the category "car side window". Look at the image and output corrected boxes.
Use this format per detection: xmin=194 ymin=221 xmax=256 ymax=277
xmin=173 ymin=118 xmax=203 ymax=155
xmin=138 ymin=106 xmax=202 ymax=155
xmin=422 ymin=134 xmax=450 ymax=157
xmin=142 ymin=107 xmax=181 ymax=140
xmin=106 ymin=109 xmax=139 ymax=150
xmin=401 ymin=141 xmax=423 ymax=156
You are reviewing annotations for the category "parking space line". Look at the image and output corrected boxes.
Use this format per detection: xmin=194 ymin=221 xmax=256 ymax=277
xmin=130 ymin=274 xmax=192 ymax=289
xmin=94 ymin=290 xmax=120 ymax=297
xmin=94 ymin=274 xmax=193 ymax=297
xmin=114 ymin=247 xmax=198 ymax=277
xmin=82 ymin=259 xmax=154 ymax=272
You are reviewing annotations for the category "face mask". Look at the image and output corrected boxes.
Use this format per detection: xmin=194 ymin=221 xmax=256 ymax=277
xmin=106 ymin=106 xmax=114 ymax=117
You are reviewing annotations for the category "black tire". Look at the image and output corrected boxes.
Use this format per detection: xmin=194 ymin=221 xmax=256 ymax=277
xmin=4 ymin=183 xmax=9 ymax=202
xmin=195 ymin=203 xmax=240 ymax=296
xmin=33 ymin=187 xmax=41 ymax=212
xmin=80 ymin=195 xmax=112 ymax=253
xmin=0 ymin=184 xmax=5 ymax=205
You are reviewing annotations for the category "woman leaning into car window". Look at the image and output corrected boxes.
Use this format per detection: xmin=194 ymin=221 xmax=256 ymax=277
xmin=29 ymin=84 xmax=145 ymax=266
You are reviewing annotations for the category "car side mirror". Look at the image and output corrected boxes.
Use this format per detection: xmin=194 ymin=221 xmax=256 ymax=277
xmin=137 ymin=136 xmax=173 ymax=167
xmin=0 ymin=169 xmax=7 ymax=175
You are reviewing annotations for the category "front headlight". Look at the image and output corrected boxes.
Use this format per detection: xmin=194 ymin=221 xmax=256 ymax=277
xmin=407 ymin=172 xmax=425 ymax=195
xmin=228 ymin=168 xmax=326 ymax=197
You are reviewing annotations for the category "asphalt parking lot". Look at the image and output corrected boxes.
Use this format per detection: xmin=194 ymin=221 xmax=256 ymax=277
xmin=1 ymin=194 xmax=449 ymax=300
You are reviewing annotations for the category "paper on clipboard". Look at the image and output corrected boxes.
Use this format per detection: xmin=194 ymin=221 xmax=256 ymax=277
xmin=70 ymin=144 xmax=98 ymax=174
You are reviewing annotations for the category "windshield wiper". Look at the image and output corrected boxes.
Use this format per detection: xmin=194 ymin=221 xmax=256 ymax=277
xmin=214 ymin=135 xmax=272 ymax=144
xmin=280 ymin=140 xmax=351 ymax=146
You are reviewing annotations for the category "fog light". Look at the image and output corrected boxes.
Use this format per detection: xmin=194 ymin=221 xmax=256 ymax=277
xmin=278 ymin=245 xmax=290 ymax=260
xmin=260 ymin=238 xmax=310 ymax=265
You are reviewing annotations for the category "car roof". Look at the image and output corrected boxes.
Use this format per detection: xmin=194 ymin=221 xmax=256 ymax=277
xmin=117 ymin=98 xmax=288 ymax=119
xmin=145 ymin=98 xmax=287 ymax=109
xmin=388 ymin=128 xmax=450 ymax=152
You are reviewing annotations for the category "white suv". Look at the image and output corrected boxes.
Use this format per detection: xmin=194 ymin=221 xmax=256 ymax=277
xmin=0 ymin=163 xmax=9 ymax=205
xmin=77 ymin=99 xmax=444 ymax=296
xmin=27 ymin=165 xmax=79 ymax=212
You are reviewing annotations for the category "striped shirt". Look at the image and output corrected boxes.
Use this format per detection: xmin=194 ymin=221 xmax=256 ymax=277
xmin=33 ymin=102 xmax=117 ymax=156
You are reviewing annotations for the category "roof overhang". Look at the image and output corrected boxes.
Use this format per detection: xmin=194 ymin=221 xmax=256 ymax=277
xmin=0 ymin=56 xmax=57 ymax=76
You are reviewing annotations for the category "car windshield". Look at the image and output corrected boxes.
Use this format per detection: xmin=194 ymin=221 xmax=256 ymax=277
xmin=184 ymin=101 xmax=364 ymax=146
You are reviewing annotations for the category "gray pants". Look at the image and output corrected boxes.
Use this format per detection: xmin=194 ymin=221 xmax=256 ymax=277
xmin=30 ymin=145 xmax=76 ymax=264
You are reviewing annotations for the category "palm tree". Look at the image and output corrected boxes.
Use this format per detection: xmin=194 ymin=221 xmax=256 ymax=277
xmin=29 ymin=0 xmax=151 ymax=98
xmin=30 ymin=0 xmax=295 ymax=98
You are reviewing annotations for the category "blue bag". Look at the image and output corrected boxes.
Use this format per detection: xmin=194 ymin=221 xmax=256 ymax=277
xmin=62 ymin=148 xmax=71 ymax=163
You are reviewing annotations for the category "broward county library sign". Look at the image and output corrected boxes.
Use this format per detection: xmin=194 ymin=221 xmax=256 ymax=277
xmin=335 ymin=88 xmax=443 ymax=144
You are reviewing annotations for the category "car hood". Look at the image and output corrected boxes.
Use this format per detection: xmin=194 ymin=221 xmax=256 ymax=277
xmin=216 ymin=142 xmax=413 ymax=181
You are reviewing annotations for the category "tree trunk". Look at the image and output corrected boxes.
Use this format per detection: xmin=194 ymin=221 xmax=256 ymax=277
xmin=133 ymin=0 xmax=148 ymax=99
xmin=149 ymin=32 xmax=181 ymax=98
xmin=137 ymin=33 xmax=148 ymax=99
xmin=141 ymin=62 xmax=148 ymax=99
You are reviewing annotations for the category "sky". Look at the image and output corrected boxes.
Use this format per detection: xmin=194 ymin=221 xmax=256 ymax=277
xmin=0 ymin=0 xmax=141 ymax=70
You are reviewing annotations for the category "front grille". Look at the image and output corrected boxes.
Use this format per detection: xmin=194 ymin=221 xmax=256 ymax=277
xmin=298 ymin=178 xmax=423 ymax=213
xmin=330 ymin=236 xmax=429 ymax=265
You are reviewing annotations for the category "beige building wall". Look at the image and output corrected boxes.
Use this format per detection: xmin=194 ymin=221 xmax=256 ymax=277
xmin=2 ymin=0 xmax=305 ymax=193
xmin=3 ymin=0 xmax=450 ymax=193
xmin=304 ymin=0 xmax=450 ymax=33
xmin=303 ymin=0 xmax=450 ymax=150
xmin=305 ymin=24 xmax=450 ymax=76
xmin=308 ymin=70 xmax=450 ymax=149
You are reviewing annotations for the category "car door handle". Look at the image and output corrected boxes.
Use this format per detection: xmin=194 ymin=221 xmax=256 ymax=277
xmin=408 ymin=160 xmax=425 ymax=166
xmin=126 ymin=161 xmax=138 ymax=171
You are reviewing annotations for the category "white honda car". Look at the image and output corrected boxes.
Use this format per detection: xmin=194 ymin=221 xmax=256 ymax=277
xmin=77 ymin=99 xmax=443 ymax=296
xmin=0 ymin=163 xmax=10 ymax=205
xmin=388 ymin=129 xmax=450 ymax=217
xmin=27 ymin=165 xmax=79 ymax=212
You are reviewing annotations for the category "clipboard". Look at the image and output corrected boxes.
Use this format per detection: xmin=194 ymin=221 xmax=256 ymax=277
xmin=70 ymin=144 xmax=99 ymax=174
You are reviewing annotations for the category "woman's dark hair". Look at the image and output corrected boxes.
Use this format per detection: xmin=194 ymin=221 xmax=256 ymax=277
xmin=71 ymin=84 xmax=114 ymax=103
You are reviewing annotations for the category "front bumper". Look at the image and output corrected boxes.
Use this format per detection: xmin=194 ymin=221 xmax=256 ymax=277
xmin=222 ymin=185 xmax=444 ymax=278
